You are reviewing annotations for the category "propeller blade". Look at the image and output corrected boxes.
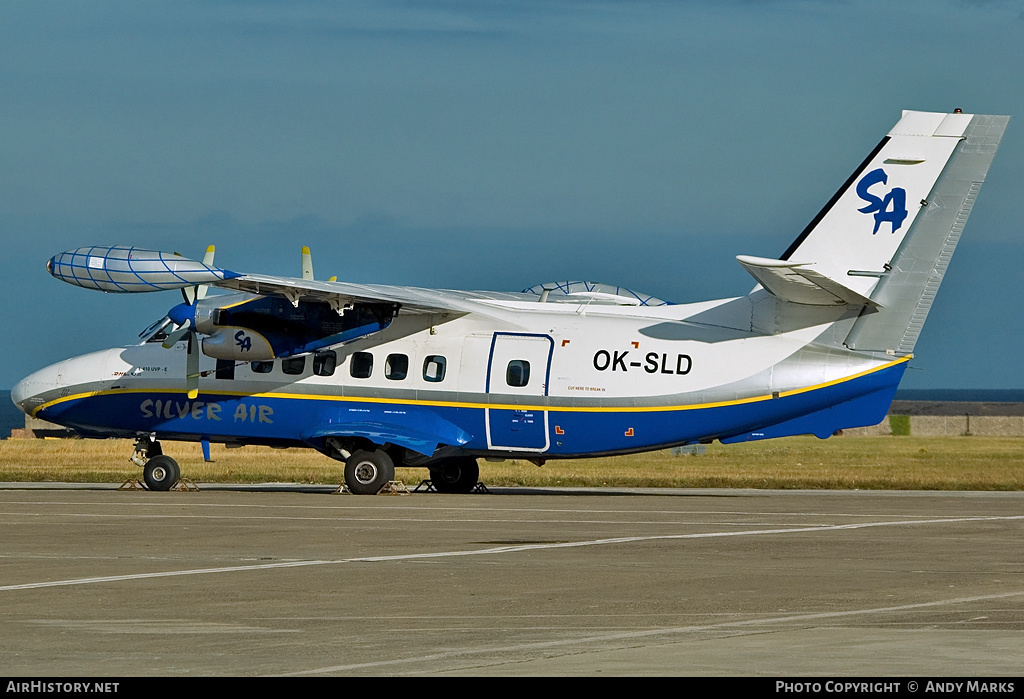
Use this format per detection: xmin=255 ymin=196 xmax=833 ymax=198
xmin=186 ymin=331 xmax=200 ymax=400
xmin=301 ymin=246 xmax=314 ymax=280
xmin=181 ymin=286 xmax=196 ymax=305
xmin=161 ymin=323 xmax=191 ymax=349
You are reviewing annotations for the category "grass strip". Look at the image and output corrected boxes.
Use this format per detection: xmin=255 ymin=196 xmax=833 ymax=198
xmin=0 ymin=435 xmax=1021 ymax=490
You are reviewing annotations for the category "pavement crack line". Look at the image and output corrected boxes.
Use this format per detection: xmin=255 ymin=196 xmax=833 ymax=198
xmin=1 ymin=514 xmax=1021 ymax=592
xmin=280 ymin=590 xmax=1024 ymax=675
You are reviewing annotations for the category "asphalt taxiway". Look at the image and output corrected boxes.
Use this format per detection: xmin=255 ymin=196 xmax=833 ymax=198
xmin=1 ymin=484 xmax=1022 ymax=676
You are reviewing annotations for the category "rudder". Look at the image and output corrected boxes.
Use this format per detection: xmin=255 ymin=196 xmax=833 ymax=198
xmin=843 ymin=113 xmax=1008 ymax=353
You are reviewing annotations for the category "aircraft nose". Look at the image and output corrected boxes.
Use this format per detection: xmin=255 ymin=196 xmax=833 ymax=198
xmin=11 ymin=362 xmax=64 ymax=416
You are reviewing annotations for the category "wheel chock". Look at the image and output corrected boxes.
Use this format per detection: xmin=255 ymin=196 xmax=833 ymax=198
xmin=333 ymin=481 xmax=409 ymax=495
xmin=412 ymin=480 xmax=490 ymax=494
xmin=413 ymin=479 xmax=437 ymax=493
xmin=119 ymin=479 xmax=147 ymax=490
xmin=171 ymin=478 xmax=200 ymax=492
xmin=376 ymin=480 xmax=410 ymax=495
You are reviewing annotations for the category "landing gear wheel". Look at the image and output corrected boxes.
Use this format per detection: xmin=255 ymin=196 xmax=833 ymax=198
xmin=430 ymin=457 xmax=479 ymax=494
xmin=144 ymin=455 xmax=180 ymax=491
xmin=344 ymin=449 xmax=395 ymax=495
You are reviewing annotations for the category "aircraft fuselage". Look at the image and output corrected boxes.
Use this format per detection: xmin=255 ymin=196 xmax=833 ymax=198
xmin=15 ymin=109 xmax=1007 ymax=492
xmin=14 ymin=297 xmax=905 ymax=461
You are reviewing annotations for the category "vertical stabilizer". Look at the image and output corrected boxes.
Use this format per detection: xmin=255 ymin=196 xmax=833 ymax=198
xmin=779 ymin=111 xmax=983 ymax=302
xmin=843 ymin=113 xmax=1008 ymax=353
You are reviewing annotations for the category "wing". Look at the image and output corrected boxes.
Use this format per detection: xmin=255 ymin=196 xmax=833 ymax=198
xmin=46 ymin=245 xmax=536 ymax=323
xmin=215 ymin=273 xmax=508 ymax=318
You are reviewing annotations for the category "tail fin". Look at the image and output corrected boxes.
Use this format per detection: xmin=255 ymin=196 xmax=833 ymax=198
xmin=781 ymin=111 xmax=994 ymax=295
xmin=843 ymin=112 xmax=1008 ymax=353
xmin=738 ymin=110 xmax=1007 ymax=350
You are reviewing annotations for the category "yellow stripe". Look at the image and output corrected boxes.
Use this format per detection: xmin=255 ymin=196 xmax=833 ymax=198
xmin=217 ymin=297 xmax=257 ymax=311
xmin=32 ymin=355 xmax=911 ymax=417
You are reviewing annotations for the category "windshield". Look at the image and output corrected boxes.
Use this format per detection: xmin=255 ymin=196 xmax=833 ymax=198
xmin=138 ymin=316 xmax=173 ymax=344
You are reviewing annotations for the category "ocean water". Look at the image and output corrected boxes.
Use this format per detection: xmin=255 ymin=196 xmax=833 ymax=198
xmin=1 ymin=391 xmax=24 ymax=437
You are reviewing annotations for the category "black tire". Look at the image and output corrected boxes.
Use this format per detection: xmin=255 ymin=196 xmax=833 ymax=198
xmin=430 ymin=457 xmax=479 ymax=494
xmin=144 ymin=455 xmax=180 ymax=491
xmin=344 ymin=449 xmax=395 ymax=495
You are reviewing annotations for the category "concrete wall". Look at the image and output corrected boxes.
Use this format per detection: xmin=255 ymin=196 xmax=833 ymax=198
xmin=843 ymin=415 xmax=1024 ymax=437
xmin=9 ymin=416 xmax=76 ymax=439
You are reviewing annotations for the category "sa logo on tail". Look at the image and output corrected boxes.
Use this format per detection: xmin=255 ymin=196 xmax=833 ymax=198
xmin=856 ymin=168 xmax=908 ymax=234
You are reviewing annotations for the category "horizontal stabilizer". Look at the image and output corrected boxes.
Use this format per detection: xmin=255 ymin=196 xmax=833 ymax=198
xmin=736 ymin=255 xmax=879 ymax=307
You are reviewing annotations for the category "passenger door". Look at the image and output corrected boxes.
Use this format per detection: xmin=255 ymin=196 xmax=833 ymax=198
xmin=485 ymin=333 xmax=553 ymax=451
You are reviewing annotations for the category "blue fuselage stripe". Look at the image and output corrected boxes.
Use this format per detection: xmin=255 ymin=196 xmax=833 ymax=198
xmin=36 ymin=361 xmax=907 ymax=457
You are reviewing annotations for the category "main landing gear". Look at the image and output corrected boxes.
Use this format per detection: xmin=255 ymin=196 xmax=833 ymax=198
xmin=329 ymin=439 xmax=480 ymax=495
xmin=343 ymin=451 xmax=479 ymax=494
xmin=344 ymin=449 xmax=396 ymax=495
xmin=429 ymin=457 xmax=480 ymax=494
xmin=131 ymin=436 xmax=181 ymax=491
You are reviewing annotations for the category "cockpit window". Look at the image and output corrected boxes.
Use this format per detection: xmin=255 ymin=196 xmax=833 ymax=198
xmin=139 ymin=316 xmax=172 ymax=344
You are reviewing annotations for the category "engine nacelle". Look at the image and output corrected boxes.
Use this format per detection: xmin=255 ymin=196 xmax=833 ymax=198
xmin=201 ymin=327 xmax=276 ymax=361
xmin=196 ymin=296 xmax=398 ymax=360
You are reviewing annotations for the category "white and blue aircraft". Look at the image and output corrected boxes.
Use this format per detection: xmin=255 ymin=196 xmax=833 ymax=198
xmin=12 ymin=110 xmax=1008 ymax=494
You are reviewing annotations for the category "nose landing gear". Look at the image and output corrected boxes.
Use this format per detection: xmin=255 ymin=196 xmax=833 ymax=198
xmin=143 ymin=455 xmax=181 ymax=491
xmin=130 ymin=436 xmax=181 ymax=491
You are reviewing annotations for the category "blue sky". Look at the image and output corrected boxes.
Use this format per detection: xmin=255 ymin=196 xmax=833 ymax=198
xmin=2 ymin=0 xmax=1021 ymax=389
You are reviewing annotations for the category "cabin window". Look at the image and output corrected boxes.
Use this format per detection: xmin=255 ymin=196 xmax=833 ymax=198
xmin=506 ymin=360 xmax=530 ymax=387
xmin=350 ymin=352 xmax=373 ymax=379
xmin=215 ymin=359 xmax=235 ymax=380
xmin=385 ymin=353 xmax=409 ymax=381
xmin=250 ymin=361 xmax=274 ymax=374
xmin=423 ymin=355 xmax=446 ymax=383
xmin=313 ymin=350 xmax=337 ymax=377
xmin=282 ymin=356 xmax=306 ymax=375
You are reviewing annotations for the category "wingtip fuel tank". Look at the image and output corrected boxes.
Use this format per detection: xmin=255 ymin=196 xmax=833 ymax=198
xmin=48 ymin=245 xmax=239 ymax=293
